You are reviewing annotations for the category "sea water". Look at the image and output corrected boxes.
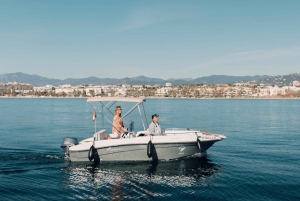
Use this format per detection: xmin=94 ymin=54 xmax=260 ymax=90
xmin=0 ymin=98 xmax=299 ymax=200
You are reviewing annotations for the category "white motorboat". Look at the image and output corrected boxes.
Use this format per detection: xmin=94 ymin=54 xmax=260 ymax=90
xmin=61 ymin=97 xmax=226 ymax=162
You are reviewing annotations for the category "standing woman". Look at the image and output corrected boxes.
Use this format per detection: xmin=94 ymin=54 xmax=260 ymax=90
xmin=111 ymin=106 xmax=127 ymax=138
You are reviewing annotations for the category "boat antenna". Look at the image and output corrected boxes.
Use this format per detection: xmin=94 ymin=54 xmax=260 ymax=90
xmin=101 ymin=104 xmax=104 ymax=129
xmin=141 ymin=102 xmax=149 ymax=128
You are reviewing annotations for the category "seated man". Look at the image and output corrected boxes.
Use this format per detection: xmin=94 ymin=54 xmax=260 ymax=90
xmin=148 ymin=114 xmax=163 ymax=136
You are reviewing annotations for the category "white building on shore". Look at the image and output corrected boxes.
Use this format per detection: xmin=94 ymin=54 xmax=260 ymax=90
xmin=258 ymin=86 xmax=290 ymax=96
xmin=293 ymin=80 xmax=300 ymax=87
xmin=34 ymin=85 xmax=55 ymax=92
xmin=122 ymin=84 xmax=131 ymax=89
xmin=1 ymin=82 xmax=34 ymax=95
xmin=85 ymin=85 xmax=103 ymax=96
xmin=165 ymin=82 xmax=172 ymax=87
xmin=155 ymin=87 xmax=171 ymax=97
xmin=132 ymin=85 xmax=143 ymax=90
xmin=54 ymin=85 xmax=85 ymax=96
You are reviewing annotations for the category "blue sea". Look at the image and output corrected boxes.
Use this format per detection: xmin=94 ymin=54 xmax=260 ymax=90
xmin=0 ymin=98 xmax=299 ymax=201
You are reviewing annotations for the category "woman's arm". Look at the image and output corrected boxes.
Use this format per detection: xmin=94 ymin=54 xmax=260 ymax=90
xmin=120 ymin=120 xmax=127 ymax=131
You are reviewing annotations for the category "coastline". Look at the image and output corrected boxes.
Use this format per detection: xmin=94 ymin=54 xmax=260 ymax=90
xmin=1 ymin=96 xmax=299 ymax=100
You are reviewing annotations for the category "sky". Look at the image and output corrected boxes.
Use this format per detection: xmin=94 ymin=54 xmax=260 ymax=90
xmin=0 ymin=0 xmax=300 ymax=79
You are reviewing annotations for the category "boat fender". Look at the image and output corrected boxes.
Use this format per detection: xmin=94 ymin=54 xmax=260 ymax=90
xmin=147 ymin=141 xmax=153 ymax=158
xmin=88 ymin=145 xmax=96 ymax=161
xmin=197 ymin=138 xmax=202 ymax=152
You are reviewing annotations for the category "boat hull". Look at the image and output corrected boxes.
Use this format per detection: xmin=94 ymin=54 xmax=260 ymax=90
xmin=64 ymin=129 xmax=226 ymax=162
xmin=69 ymin=141 xmax=210 ymax=162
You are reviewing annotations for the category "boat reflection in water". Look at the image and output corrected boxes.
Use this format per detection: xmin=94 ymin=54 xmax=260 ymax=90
xmin=61 ymin=155 xmax=221 ymax=200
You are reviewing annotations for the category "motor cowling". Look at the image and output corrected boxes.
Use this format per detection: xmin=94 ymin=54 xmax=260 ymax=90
xmin=61 ymin=137 xmax=79 ymax=156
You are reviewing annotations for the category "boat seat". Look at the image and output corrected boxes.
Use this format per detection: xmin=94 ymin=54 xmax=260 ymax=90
xmin=94 ymin=130 xmax=108 ymax=141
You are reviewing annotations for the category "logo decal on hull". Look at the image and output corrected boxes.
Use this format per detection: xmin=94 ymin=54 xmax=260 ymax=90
xmin=106 ymin=147 xmax=123 ymax=152
xmin=179 ymin=146 xmax=186 ymax=155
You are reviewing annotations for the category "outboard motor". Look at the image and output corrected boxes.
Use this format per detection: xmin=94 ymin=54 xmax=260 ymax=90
xmin=61 ymin=137 xmax=79 ymax=156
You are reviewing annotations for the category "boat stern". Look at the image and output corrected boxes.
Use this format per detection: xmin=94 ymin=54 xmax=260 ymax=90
xmin=61 ymin=137 xmax=79 ymax=157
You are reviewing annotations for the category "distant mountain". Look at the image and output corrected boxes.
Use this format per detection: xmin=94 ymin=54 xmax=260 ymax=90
xmin=192 ymin=75 xmax=269 ymax=84
xmin=0 ymin=73 xmax=119 ymax=86
xmin=127 ymin=76 xmax=165 ymax=83
xmin=167 ymin=78 xmax=194 ymax=82
xmin=58 ymin=77 xmax=119 ymax=86
xmin=0 ymin=72 xmax=61 ymax=86
xmin=1 ymin=72 xmax=295 ymax=86
xmin=251 ymin=73 xmax=300 ymax=86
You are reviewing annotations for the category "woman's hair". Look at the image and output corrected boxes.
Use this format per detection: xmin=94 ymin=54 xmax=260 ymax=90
xmin=115 ymin=106 xmax=122 ymax=116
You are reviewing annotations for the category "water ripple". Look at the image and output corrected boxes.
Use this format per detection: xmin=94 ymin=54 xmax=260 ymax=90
xmin=1 ymin=99 xmax=300 ymax=201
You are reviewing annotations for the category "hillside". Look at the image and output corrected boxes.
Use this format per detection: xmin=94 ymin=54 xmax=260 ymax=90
xmin=252 ymin=73 xmax=300 ymax=86
xmin=1 ymin=72 xmax=296 ymax=86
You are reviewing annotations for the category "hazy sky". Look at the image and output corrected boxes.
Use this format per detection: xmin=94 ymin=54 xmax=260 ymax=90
xmin=1 ymin=0 xmax=300 ymax=79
